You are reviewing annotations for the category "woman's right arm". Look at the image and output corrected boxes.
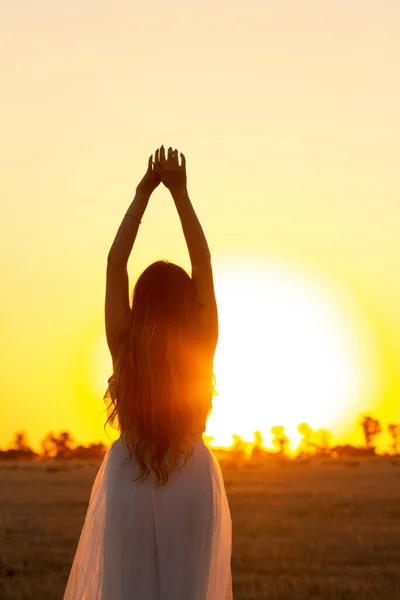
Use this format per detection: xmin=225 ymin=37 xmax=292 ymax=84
xmin=154 ymin=146 xmax=218 ymax=350
xmin=172 ymin=186 xmax=218 ymax=350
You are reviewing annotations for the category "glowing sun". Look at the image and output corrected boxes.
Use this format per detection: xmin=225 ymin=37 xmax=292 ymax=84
xmin=206 ymin=259 xmax=379 ymax=450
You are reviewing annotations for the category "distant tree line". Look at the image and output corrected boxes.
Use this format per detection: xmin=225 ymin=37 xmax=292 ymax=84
xmin=0 ymin=430 xmax=107 ymax=461
xmin=1 ymin=414 xmax=400 ymax=461
xmin=209 ymin=414 xmax=400 ymax=460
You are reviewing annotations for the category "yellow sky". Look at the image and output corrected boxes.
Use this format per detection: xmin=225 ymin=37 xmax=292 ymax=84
xmin=1 ymin=1 xmax=399 ymax=452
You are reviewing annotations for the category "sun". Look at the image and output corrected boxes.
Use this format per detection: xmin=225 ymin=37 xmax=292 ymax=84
xmin=206 ymin=258 xmax=380 ymax=450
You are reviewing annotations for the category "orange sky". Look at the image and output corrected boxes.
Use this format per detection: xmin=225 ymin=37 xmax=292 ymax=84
xmin=1 ymin=1 xmax=399 ymax=452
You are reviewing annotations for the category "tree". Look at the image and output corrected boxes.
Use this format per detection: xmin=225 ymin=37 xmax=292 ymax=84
xmin=40 ymin=430 xmax=75 ymax=459
xmin=11 ymin=431 xmax=31 ymax=452
xmin=360 ymin=415 xmax=382 ymax=449
xmin=297 ymin=423 xmax=316 ymax=455
xmin=251 ymin=430 xmax=265 ymax=459
xmin=271 ymin=426 xmax=289 ymax=455
xmin=231 ymin=434 xmax=247 ymax=459
xmin=315 ymin=428 xmax=333 ymax=455
xmin=388 ymin=423 xmax=400 ymax=454
xmin=0 ymin=431 xmax=38 ymax=460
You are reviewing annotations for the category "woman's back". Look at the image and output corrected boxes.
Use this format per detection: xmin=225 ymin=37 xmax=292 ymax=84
xmin=63 ymin=436 xmax=232 ymax=600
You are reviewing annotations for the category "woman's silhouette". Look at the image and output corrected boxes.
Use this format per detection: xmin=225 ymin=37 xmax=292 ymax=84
xmin=63 ymin=146 xmax=233 ymax=599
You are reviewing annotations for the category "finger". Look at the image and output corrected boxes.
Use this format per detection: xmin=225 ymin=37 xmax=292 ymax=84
xmin=180 ymin=152 xmax=186 ymax=169
xmin=150 ymin=154 xmax=160 ymax=176
xmin=167 ymin=146 xmax=173 ymax=161
xmin=172 ymin=148 xmax=179 ymax=164
xmin=160 ymin=145 xmax=166 ymax=165
xmin=148 ymin=155 xmax=153 ymax=171
xmin=154 ymin=148 xmax=160 ymax=170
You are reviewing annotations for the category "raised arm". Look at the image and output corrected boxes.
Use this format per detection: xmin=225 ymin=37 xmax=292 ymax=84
xmin=154 ymin=146 xmax=218 ymax=351
xmin=105 ymin=156 xmax=160 ymax=363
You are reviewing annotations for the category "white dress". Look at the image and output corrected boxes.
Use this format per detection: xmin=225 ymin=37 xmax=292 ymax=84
xmin=63 ymin=435 xmax=233 ymax=600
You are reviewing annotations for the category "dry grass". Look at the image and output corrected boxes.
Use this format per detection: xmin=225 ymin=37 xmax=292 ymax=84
xmin=1 ymin=456 xmax=400 ymax=599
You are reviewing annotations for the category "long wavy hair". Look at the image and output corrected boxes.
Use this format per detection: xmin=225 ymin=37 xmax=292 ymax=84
xmin=104 ymin=260 xmax=216 ymax=486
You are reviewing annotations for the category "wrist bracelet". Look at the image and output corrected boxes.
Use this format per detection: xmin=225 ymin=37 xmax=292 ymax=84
xmin=125 ymin=212 xmax=142 ymax=224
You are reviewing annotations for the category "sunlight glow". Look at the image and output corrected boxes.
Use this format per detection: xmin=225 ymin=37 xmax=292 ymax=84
xmin=206 ymin=258 xmax=380 ymax=449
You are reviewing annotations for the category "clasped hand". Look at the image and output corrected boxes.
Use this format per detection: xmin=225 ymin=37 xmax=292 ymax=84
xmin=136 ymin=145 xmax=187 ymax=195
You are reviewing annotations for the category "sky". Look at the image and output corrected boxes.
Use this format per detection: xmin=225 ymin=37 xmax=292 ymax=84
xmin=1 ymin=0 xmax=399 ymax=452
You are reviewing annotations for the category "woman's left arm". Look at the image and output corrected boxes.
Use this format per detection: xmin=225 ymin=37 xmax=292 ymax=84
xmin=105 ymin=156 xmax=160 ymax=362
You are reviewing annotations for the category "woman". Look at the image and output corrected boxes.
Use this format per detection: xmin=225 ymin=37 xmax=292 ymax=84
xmin=63 ymin=146 xmax=233 ymax=600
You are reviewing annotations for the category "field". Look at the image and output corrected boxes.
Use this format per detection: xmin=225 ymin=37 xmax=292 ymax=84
xmin=1 ymin=455 xmax=400 ymax=600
